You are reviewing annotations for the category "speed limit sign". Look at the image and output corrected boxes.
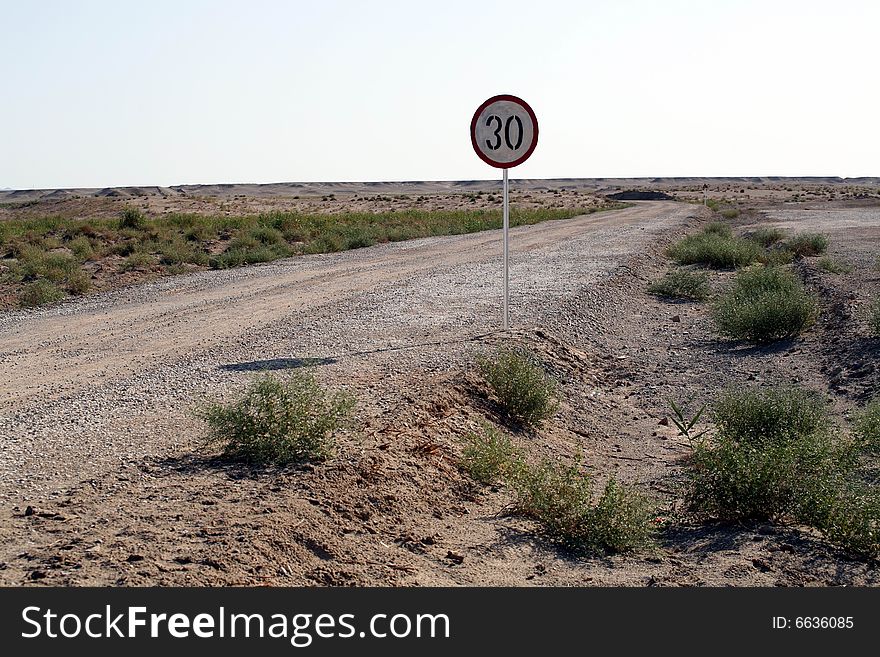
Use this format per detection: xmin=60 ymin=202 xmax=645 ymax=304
xmin=470 ymin=94 xmax=538 ymax=330
xmin=470 ymin=95 xmax=538 ymax=168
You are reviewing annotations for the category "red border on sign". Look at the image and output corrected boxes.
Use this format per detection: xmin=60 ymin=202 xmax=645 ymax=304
xmin=470 ymin=94 xmax=539 ymax=169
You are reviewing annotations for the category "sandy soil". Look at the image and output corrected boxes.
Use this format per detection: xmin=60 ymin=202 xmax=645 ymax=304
xmin=2 ymin=198 xmax=880 ymax=586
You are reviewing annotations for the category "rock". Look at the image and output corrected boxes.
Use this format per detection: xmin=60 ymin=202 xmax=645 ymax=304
xmin=445 ymin=550 xmax=464 ymax=565
xmin=671 ymin=315 xmax=681 ymax=323
xmin=24 ymin=505 xmax=34 ymax=517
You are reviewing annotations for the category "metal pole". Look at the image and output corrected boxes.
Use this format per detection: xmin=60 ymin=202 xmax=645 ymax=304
xmin=503 ymin=167 xmax=509 ymax=331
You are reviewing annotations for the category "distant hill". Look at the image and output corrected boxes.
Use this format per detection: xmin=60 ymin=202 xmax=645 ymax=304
xmin=2 ymin=177 xmax=878 ymax=204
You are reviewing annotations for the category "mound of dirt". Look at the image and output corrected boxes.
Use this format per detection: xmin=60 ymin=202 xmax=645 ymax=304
xmin=606 ymin=190 xmax=675 ymax=201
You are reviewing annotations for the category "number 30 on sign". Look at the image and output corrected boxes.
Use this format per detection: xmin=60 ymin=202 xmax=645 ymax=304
xmin=470 ymin=95 xmax=538 ymax=169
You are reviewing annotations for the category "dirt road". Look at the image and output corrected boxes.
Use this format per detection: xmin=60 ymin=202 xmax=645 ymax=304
xmin=6 ymin=200 xmax=880 ymax=587
xmin=0 ymin=201 xmax=692 ymax=504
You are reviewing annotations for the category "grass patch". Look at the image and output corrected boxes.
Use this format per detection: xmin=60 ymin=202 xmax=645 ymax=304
xmin=668 ymin=225 xmax=763 ymax=269
xmin=647 ymin=269 xmax=710 ymax=301
xmin=816 ymin=256 xmax=852 ymax=274
xmin=720 ymin=208 xmax=740 ymax=219
xmin=478 ymin=348 xmax=558 ymax=428
xmin=711 ymin=265 xmax=817 ymax=343
xmin=786 ymin=233 xmax=828 ymax=258
xmin=198 ymin=373 xmax=354 ymax=464
xmin=460 ymin=424 xmax=521 ymax=485
xmin=0 ymin=204 xmax=627 ymax=308
xmin=512 ymin=458 xmax=656 ymax=553
xmin=688 ymin=386 xmax=879 ymax=556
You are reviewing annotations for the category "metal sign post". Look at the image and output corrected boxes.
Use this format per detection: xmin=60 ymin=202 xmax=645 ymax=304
xmin=502 ymin=167 xmax=509 ymax=329
xmin=470 ymin=94 xmax=538 ymax=331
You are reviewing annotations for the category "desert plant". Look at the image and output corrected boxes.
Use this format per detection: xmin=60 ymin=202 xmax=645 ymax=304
xmin=199 ymin=373 xmax=354 ymax=464
xmin=786 ymin=233 xmax=828 ymax=258
xmin=512 ymin=458 xmax=655 ymax=553
xmin=119 ymin=252 xmax=156 ymax=272
xmin=120 ymin=207 xmax=146 ymax=230
xmin=816 ymin=256 xmax=852 ymax=274
xmin=68 ymin=236 xmax=95 ymax=261
xmin=460 ymin=423 xmax=521 ymax=484
xmin=704 ymin=222 xmax=733 ymax=238
xmin=668 ymin=230 xmax=763 ymax=269
xmin=854 ymin=397 xmax=880 ymax=453
xmin=711 ymin=265 xmax=817 ymax=343
xmin=478 ymin=348 xmax=558 ymax=427
xmin=65 ymin=269 xmax=91 ymax=295
xmin=749 ymin=227 xmax=785 ymax=247
xmin=668 ymin=399 xmax=707 ymax=442
xmin=687 ymin=386 xmax=879 ymax=556
xmin=712 ymin=386 xmax=828 ymax=443
xmin=18 ymin=279 xmax=65 ymax=307
xmin=761 ymin=248 xmax=795 ymax=266
xmin=648 ymin=269 xmax=710 ymax=301
xmin=158 ymin=240 xmax=209 ymax=266
xmin=690 ymin=387 xmax=841 ymax=519
xmin=720 ymin=209 xmax=740 ymax=219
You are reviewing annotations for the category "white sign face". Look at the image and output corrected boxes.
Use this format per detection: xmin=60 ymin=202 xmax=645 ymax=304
xmin=470 ymin=95 xmax=538 ymax=169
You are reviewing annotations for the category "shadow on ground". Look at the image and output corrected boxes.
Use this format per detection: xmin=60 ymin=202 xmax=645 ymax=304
xmin=219 ymin=357 xmax=336 ymax=372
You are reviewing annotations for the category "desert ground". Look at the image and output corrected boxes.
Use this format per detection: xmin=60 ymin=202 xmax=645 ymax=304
xmin=2 ymin=178 xmax=880 ymax=586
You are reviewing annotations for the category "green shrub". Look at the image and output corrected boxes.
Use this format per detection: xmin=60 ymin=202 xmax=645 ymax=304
xmin=816 ymin=256 xmax=852 ymax=274
xmin=478 ymin=348 xmax=558 ymax=427
xmin=668 ymin=231 xmax=763 ymax=269
xmin=68 ymin=236 xmax=95 ymax=261
xmin=120 ymin=207 xmax=146 ymax=230
xmin=854 ymin=398 xmax=880 ymax=453
xmin=19 ymin=279 xmax=65 ymax=307
xmin=720 ymin=209 xmax=740 ymax=219
xmin=820 ymin=490 xmax=880 ymax=557
xmin=647 ymin=269 xmax=710 ymax=301
xmin=199 ymin=373 xmax=354 ymax=464
xmin=761 ymin=248 xmax=795 ymax=266
xmin=159 ymin=240 xmax=209 ymax=266
xmin=704 ymin=222 xmax=733 ymax=238
xmin=749 ymin=227 xmax=785 ymax=247
xmin=688 ymin=386 xmax=879 ymax=556
xmin=247 ymin=225 xmax=286 ymax=246
xmin=712 ymin=387 xmax=828 ymax=444
xmin=689 ymin=423 xmax=847 ymax=521
xmin=119 ymin=252 xmax=155 ymax=271
xmin=512 ymin=458 xmax=655 ymax=553
xmin=786 ymin=233 xmax=828 ymax=258
xmin=65 ymin=269 xmax=91 ymax=295
xmin=460 ymin=424 xmax=521 ymax=485
xmin=711 ymin=265 xmax=817 ymax=343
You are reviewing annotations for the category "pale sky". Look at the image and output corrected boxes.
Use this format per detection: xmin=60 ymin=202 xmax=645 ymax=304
xmin=1 ymin=0 xmax=877 ymax=189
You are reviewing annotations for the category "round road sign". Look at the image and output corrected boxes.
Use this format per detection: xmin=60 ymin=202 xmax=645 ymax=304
xmin=470 ymin=94 xmax=538 ymax=169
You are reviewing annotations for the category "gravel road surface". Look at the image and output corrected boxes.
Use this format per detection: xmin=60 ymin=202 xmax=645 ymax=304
xmin=0 ymin=202 xmax=693 ymax=505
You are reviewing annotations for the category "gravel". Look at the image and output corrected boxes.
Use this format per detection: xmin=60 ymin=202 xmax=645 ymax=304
xmin=0 ymin=202 xmax=694 ymax=504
